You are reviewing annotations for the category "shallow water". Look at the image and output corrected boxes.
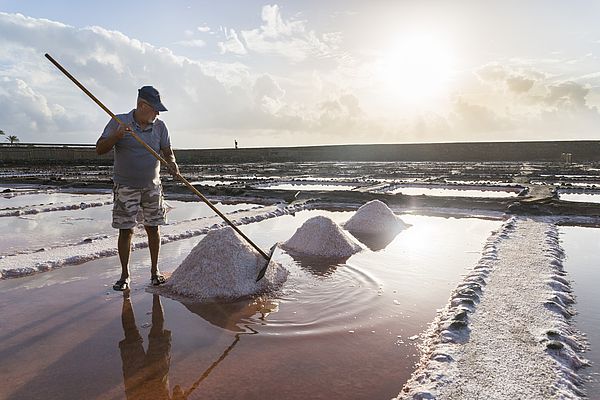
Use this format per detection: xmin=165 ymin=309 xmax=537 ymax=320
xmin=558 ymin=191 xmax=600 ymax=204
xmin=389 ymin=186 xmax=519 ymax=198
xmin=163 ymin=200 xmax=259 ymax=224
xmin=0 ymin=191 xmax=110 ymax=209
xmin=258 ymin=182 xmax=359 ymax=191
xmin=0 ymin=206 xmax=501 ymax=400
xmin=188 ymin=180 xmax=232 ymax=186
xmin=0 ymin=200 xmax=258 ymax=256
xmin=560 ymin=226 xmax=600 ymax=396
xmin=0 ymin=204 xmax=113 ymax=255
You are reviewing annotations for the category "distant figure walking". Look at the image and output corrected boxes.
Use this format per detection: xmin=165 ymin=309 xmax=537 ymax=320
xmin=234 ymin=139 xmax=238 ymax=149
xmin=95 ymin=86 xmax=179 ymax=291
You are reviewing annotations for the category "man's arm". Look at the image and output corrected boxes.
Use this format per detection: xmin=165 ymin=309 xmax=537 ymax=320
xmin=161 ymin=146 xmax=180 ymax=176
xmin=96 ymin=124 xmax=129 ymax=155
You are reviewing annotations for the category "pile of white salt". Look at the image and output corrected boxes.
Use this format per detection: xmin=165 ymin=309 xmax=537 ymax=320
xmin=344 ymin=199 xmax=408 ymax=235
xmin=160 ymin=227 xmax=288 ymax=301
xmin=281 ymin=215 xmax=362 ymax=258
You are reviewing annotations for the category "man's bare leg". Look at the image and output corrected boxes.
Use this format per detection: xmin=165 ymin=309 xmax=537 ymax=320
xmin=118 ymin=228 xmax=134 ymax=281
xmin=145 ymin=225 xmax=160 ymax=277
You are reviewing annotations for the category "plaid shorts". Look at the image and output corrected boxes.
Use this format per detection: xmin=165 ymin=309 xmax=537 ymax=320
xmin=112 ymin=183 xmax=167 ymax=229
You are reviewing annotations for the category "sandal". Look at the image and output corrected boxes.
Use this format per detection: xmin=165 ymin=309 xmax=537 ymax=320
xmin=113 ymin=279 xmax=130 ymax=291
xmin=151 ymin=274 xmax=166 ymax=286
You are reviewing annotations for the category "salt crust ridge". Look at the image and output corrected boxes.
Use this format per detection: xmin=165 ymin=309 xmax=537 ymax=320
xmin=363 ymin=181 xmax=523 ymax=195
xmin=281 ymin=215 xmax=362 ymax=258
xmin=155 ymin=226 xmax=288 ymax=302
xmin=0 ymin=199 xmax=112 ymax=217
xmin=0 ymin=202 xmax=309 ymax=279
xmin=343 ymin=199 xmax=408 ymax=235
xmin=396 ymin=217 xmax=589 ymax=400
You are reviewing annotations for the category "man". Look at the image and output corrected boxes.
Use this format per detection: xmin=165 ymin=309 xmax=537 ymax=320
xmin=96 ymin=86 xmax=179 ymax=291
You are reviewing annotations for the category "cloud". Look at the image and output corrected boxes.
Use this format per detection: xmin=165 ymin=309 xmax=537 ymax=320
xmin=506 ymin=76 xmax=535 ymax=93
xmin=474 ymin=62 xmax=599 ymax=114
xmin=475 ymin=63 xmax=541 ymax=94
xmin=253 ymin=74 xmax=285 ymax=113
xmin=174 ymin=39 xmax=206 ymax=48
xmin=218 ymin=28 xmax=247 ymax=55
xmin=544 ymin=81 xmax=590 ymax=109
xmin=476 ymin=63 xmax=509 ymax=81
xmin=536 ymin=103 xmax=600 ymax=139
xmin=259 ymin=4 xmax=305 ymax=37
xmin=0 ymin=77 xmax=78 ymax=139
xmin=0 ymin=12 xmax=264 ymax=144
xmin=197 ymin=26 xmax=211 ymax=33
xmin=464 ymin=62 xmax=600 ymax=140
xmin=450 ymin=97 xmax=514 ymax=134
xmin=0 ymin=12 xmax=364 ymax=147
xmin=229 ymin=5 xmax=338 ymax=62
xmin=315 ymin=93 xmax=372 ymax=135
xmin=517 ymin=78 xmax=598 ymax=121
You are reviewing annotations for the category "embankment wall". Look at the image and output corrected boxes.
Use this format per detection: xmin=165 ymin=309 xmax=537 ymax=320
xmin=1 ymin=141 xmax=599 ymax=164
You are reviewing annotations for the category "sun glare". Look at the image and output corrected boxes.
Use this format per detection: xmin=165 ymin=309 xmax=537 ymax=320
xmin=376 ymin=32 xmax=456 ymax=106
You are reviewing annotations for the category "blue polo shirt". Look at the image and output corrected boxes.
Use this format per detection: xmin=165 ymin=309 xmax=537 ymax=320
xmin=101 ymin=110 xmax=171 ymax=188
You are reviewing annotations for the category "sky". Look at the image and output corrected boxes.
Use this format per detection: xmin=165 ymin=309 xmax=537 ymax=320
xmin=1 ymin=0 xmax=600 ymax=148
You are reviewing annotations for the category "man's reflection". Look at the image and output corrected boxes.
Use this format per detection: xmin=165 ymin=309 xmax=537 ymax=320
xmin=119 ymin=293 xmax=186 ymax=400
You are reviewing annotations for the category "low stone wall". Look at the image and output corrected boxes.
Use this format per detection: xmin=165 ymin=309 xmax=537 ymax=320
xmin=0 ymin=145 xmax=112 ymax=164
xmin=1 ymin=141 xmax=600 ymax=164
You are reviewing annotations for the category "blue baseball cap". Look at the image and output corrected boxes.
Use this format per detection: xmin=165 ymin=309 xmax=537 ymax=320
xmin=138 ymin=86 xmax=168 ymax=112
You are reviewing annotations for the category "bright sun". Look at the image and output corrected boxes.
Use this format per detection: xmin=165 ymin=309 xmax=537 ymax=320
xmin=376 ymin=33 xmax=455 ymax=106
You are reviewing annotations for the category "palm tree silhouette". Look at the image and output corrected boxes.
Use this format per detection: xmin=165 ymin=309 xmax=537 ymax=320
xmin=6 ymin=135 xmax=19 ymax=144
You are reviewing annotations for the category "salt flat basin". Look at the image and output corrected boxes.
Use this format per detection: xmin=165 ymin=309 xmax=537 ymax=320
xmin=188 ymin=180 xmax=233 ymax=186
xmin=0 ymin=207 xmax=501 ymax=400
xmin=0 ymin=200 xmax=259 ymax=256
xmin=389 ymin=185 xmax=520 ymax=198
xmin=558 ymin=190 xmax=600 ymax=204
xmin=0 ymin=191 xmax=111 ymax=209
xmin=560 ymin=226 xmax=600 ymax=396
xmin=0 ymin=204 xmax=113 ymax=255
xmin=258 ymin=182 xmax=359 ymax=191
xmin=0 ymin=185 xmax=39 ymax=193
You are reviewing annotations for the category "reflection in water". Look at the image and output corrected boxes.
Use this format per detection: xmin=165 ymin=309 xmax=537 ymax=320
xmin=284 ymin=251 xmax=345 ymax=276
xmin=178 ymin=297 xmax=271 ymax=397
xmin=182 ymin=326 xmax=258 ymax=398
xmin=349 ymin=230 xmax=401 ymax=251
xmin=183 ymin=296 xmax=278 ymax=332
xmin=120 ymin=294 xmax=275 ymax=399
xmin=119 ymin=294 xmax=186 ymax=400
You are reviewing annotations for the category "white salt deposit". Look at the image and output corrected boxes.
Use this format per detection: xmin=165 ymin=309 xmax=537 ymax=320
xmin=0 ymin=200 xmax=112 ymax=217
xmin=281 ymin=215 xmax=362 ymax=258
xmin=343 ymin=199 xmax=408 ymax=235
xmin=396 ymin=217 xmax=588 ymax=400
xmin=159 ymin=227 xmax=288 ymax=301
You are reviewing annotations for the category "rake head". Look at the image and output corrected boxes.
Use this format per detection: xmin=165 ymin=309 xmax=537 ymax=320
xmin=256 ymin=242 xmax=279 ymax=282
